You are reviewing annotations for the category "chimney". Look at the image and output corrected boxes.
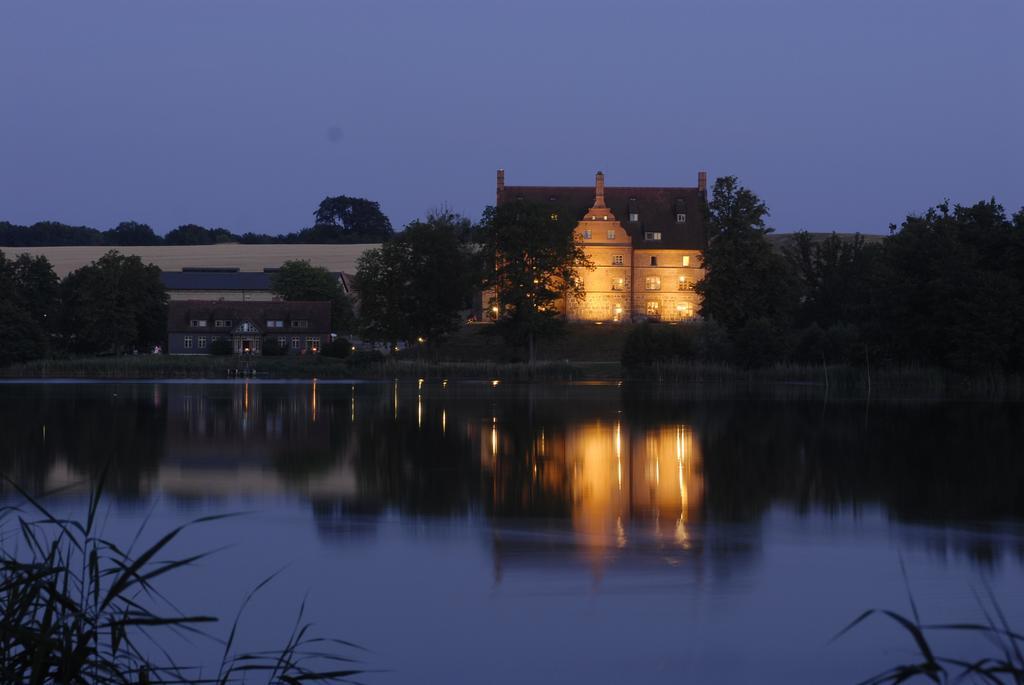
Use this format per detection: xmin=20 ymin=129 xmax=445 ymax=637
xmin=496 ymin=169 xmax=505 ymax=204
xmin=595 ymin=170 xmax=606 ymax=207
xmin=697 ymin=170 xmax=707 ymax=195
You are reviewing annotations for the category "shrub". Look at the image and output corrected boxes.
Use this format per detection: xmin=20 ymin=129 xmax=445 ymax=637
xmin=321 ymin=338 xmax=352 ymax=359
xmin=209 ymin=337 xmax=233 ymax=355
xmin=621 ymin=322 xmax=700 ymax=368
xmin=347 ymin=349 xmax=385 ymax=366
xmin=261 ymin=335 xmax=287 ymax=356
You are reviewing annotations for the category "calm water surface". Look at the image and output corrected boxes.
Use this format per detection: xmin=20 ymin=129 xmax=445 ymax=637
xmin=1 ymin=380 xmax=1022 ymax=684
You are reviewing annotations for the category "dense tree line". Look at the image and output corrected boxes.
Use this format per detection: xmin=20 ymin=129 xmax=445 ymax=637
xmin=628 ymin=176 xmax=1024 ymax=373
xmin=0 ymin=195 xmax=393 ymax=246
xmin=0 ymin=250 xmax=168 ymax=365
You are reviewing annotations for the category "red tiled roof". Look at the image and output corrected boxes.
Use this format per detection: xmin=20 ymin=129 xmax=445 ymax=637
xmin=498 ymin=184 xmax=706 ymax=250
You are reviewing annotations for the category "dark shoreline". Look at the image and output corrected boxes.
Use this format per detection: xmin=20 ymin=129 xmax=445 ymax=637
xmin=2 ymin=355 xmax=1021 ymax=400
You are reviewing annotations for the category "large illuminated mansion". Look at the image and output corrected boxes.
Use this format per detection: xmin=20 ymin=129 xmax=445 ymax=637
xmin=496 ymin=169 xmax=707 ymax=322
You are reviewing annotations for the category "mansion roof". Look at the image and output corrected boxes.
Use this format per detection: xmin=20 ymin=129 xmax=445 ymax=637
xmin=497 ymin=173 xmax=707 ymax=250
xmin=167 ymin=300 xmax=331 ymax=334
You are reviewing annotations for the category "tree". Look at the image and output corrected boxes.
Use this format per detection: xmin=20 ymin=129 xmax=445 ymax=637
xmin=479 ymin=202 xmax=591 ymax=362
xmin=0 ymin=251 xmax=58 ymax=363
xmin=696 ymin=177 xmax=797 ymax=365
xmin=270 ymin=260 xmax=353 ymax=334
xmin=309 ymin=196 xmax=394 ymax=242
xmin=353 ymin=210 xmax=480 ymax=346
xmin=352 ymin=243 xmax=414 ymax=346
xmin=873 ymin=200 xmax=1023 ymax=372
xmin=60 ymin=251 xmax=168 ymax=354
xmin=103 ymin=221 xmax=161 ymax=246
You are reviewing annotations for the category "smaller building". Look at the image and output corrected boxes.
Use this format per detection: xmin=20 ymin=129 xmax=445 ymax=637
xmin=160 ymin=267 xmax=354 ymax=302
xmin=167 ymin=301 xmax=331 ymax=355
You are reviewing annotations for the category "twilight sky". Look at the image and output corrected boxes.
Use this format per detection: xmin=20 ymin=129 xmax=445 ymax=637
xmin=1 ymin=0 xmax=1021 ymax=236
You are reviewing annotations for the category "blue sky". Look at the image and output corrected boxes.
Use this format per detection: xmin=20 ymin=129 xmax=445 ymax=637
xmin=1 ymin=0 xmax=1021 ymax=235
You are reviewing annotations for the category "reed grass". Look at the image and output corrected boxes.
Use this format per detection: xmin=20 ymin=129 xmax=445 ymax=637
xmin=0 ymin=470 xmax=365 ymax=684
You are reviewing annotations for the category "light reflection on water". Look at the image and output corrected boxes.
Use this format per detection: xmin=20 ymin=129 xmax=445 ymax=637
xmin=1 ymin=380 xmax=1023 ymax=684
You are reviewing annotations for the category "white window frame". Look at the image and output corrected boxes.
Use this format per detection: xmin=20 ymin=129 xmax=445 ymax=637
xmin=645 ymin=276 xmax=661 ymax=291
xmin=676 ymin=213 xmax=687 ymax=223
xmin=612 ymin=255 xmax=623 ymax=266
xmin=645 ymin=232 xmax=662 ymax=241
xmin=184 ymin=336 xmax=193 ymax=349
xmin=628 ymin=212 xmax=639 ymax=222
xmin=581 ymin=229 xmax=592 ymax=240
xmin=606 ymin=230 xmax=615 ymax=240
xmin=198 ymin=336 xmax=207 ymax=349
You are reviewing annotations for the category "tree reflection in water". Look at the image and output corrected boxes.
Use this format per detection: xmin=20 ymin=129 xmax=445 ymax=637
xmin=1 ymin=381 xmax=1022 ymax=572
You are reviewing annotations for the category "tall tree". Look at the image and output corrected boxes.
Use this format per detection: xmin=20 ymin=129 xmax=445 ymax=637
xmin=60 ymin=251 xmax=168 ymax=354
xmin=479 ymin=202 xmax=591 ymax=362
xmin=310 ymin=196 xmax=394 ymax=242
xmin=354 ymin=210 xmax=480 ymax=346
xmin=270 ymin=259 xmax=353 ymax=333
xmin=696 ymin=177 xmax=796 ymax=365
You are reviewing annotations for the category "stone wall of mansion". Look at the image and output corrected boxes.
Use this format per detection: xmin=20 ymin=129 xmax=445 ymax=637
xmin=497 ymin=169 xmax=708 ymax=323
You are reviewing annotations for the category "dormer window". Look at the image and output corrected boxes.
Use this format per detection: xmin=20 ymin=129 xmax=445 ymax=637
xmin=629 ymin=212 xmax=639 ymax=222
xmin=189 ymin=319 xmax=207 ymax=328
xmin=645 ymin=232 xmax=662 ymax=241
xmin=676 ymin=213 xmax=687 ymax=223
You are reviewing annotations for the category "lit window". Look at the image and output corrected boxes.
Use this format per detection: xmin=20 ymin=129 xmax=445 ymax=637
xmin=646 ymin=301 xmax=660 ymax=318
xmin=306 ymin=336 xmax=320 ymax=351
xmin=629 ymin=212 xmax=639 ymax=222
xmin=198 ymin=336 xmax=207 ymax=349
xmin=682 ymin=255 xmax=691 ymax=267
xmin=645 ymin=276 xmax=661 ymax=291
xmin=677 ymin=302 xmax=694 ymax=319
xmin=603 ymin=215 xmax=608 ymax=220
xmin=645 ymin=232 xmax=662 ymax=241
xmin=612 ymin=255 xmax=623 ymax=266
xmin=581 ymin=229 xmax=592 ymax=240
xmin=606 ymin=230 xmax=616 ymax=240
xmin=550 ymin=212 xmax=559 ymax=221
xmin=676 ymin=213 xmax=686 ymax=223
xmin=678 ymin=276 xmax=689 ymax=291
xmin=184 ymin=336 xmax=193 ymax=349
xmin=611 ymin=278 xmax=625 ymax=291
xmin=650 ymin=256 xmax=658 ymax=267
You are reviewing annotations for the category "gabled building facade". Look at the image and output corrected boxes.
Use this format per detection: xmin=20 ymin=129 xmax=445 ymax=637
xmin=497 ymin=170 xmax=707 ymax=322
xmin=167 ymin=301 xmax=331 ymax=355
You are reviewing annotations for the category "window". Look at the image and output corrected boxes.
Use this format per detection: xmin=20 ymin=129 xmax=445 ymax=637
xmin=184 ymin=336 xmax=193 ymax=349
xmin=189 ymin=319 xmax=207 ymax=328
xmin=550 ymin=212 xmax=559 ymax=221
xmin=676 ymin=213 xmax=687 ymax=223
xmin=291 ymin=336 xmax=300 ymax=350
xmin=645 ymin=232 xmax=662 ymax=241
xmin=291 ymin=320 xmax=309 ymax=329
xmin=306 ymin=336 xmax=320 ymax=351
xmin=611 ymin=277 xmax=625 ymax=291
xmin=677 ymin=302 xmax=694 ymax=319
xmin=645 ymin=276 xmax=661 ymax=291
xmin=238 ymin=322 xmax=255 ymax=333
xmin=606 ymin=230 xmax=616 ymax=240
xmin=629 ymin=212 xmax=639 ymax=222
xmin=682 ymin=255 xmax=691 ymax=267
xmin=646 ymin=301 xmax=660 ymax=318
xmin=650 ymin=256 xmax=658 ymax=267
xmin=678 ymin=276 xmax=691 ymax=291
xmin=612 ymin=255 xmax=623 ymax=266
xmin=581 ymin=229 xmax=592 ymax=240
xmin=278 ymin=336 xmax=287 ymax=349
xmin=214 ymin=319 xmax=232 ymax=328
xmin=198 ymin=336 xmax=207 ymax=349
xmin=266 ymin=320 xmax=284 ymax=328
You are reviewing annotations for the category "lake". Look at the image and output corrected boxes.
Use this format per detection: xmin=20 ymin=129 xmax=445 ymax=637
xmin=1 ymin=380 xmax=1022 ymax=684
